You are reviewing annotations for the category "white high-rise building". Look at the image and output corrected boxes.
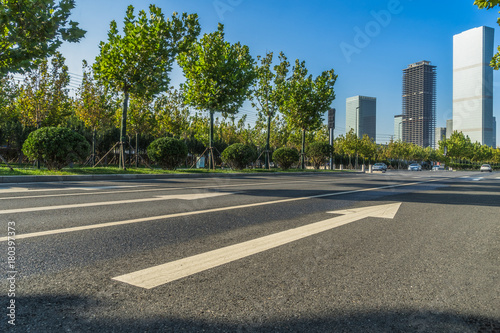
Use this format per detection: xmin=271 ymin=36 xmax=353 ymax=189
xmin=346 ymin=96 xmax=376 ymax=140
xmin=453 ymin=26 xmax=495 ymax=147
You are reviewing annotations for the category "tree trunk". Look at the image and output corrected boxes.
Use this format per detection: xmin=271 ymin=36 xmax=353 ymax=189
xmin=135 ymin=133 xmax=139 ymax=168
xmin=301 ymin=128 xmax=306 ymax=170
xmin=209 ymin=110 xmax=214 ymax=170
xmin=92 ymin=129 xmax=96 ymax=167
xmin=119 ymin=90 xmax=129 ymax=170
xmin=265 ymin=114 xmax=271 ymax=170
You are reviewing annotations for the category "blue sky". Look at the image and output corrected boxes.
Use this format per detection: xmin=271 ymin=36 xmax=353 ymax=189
xmin=58 ymin=0 xmax=500 ymax=144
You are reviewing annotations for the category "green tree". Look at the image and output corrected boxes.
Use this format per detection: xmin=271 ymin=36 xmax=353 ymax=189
xmin=93 ymin=5 xmax=200 ymax=168
xmin=359 ymin=134 xmax=377 ymax=164
xmin=306 ymin=141 xmax=332 ymax=169
xmin=75 ymin=60 xmax=115 ymax=166
xmin=16 ymin=52 xmax=71 ymax=128
xmin=0 ymin=0 xmax=85 ymax=76
xmin=335 ymin=129 xmax=362 ymax=168
xmin=439 ymin=131 xmax=473 ymax=162
xmin=279 ymin=58 xmax=337 ymax=169
xmin=178 ymin=23 xmax=255 ymax=169
xmin=252 ymin=51 xmax=288 ymax=169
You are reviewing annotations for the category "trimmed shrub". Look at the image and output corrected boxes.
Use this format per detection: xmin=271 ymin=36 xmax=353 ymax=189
xmin=221 ymin=143 xmax=256 ymax=170
xmin=306 ymin=142 xmax=333 ymax=169
xmin=147 ymin=137 xmax=188 ymax=170
xmin=22 ymin=127 xmax=90 ymax=170
xmin=273 ymin=147 xmax=299 ymax=170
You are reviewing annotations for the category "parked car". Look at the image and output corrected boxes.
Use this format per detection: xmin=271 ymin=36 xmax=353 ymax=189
xmin=432 ymin=165 xmax=445 ymax=171
xmin=372 ymin=163 xmax=387 ymax=172
xmin=480 ymin=164 xmax=492 ymax=172
xmin=408 ymin=163 xmax=422 ymax=171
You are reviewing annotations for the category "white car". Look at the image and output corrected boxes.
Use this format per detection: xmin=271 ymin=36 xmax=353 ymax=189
xmin=408 ymin=163 xmax=422 ymax=171
xmin=480 ymin=164 xmax=492 ymax=172
xmin=372 ymin=163 xmax=387 ymax=172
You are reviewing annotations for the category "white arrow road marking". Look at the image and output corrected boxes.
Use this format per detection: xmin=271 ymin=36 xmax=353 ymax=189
xmin=0 ymin=192 xmax=234 ymax=215
xmin=112 ymin=202 xmax=402 ymax=289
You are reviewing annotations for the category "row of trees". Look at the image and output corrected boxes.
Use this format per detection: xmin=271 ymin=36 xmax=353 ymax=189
xmin=1 ymin=3 xmax=337 ymax=170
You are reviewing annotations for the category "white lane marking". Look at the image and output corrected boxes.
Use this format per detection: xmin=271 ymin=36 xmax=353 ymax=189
xmin=0 ymin=179 xmax=337 ymax=200
xmin=112 ymin=203 xmax=402 ymax=289
xmin=0 ymin=192 xmax=235 ymax=215
xmin=0 ymin=180 xmax=437 ymax=242
xmin=0 ymin=185 xmax=150 ymax=194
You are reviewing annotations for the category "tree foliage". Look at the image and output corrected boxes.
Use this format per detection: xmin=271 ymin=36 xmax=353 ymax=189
xmin=178 ymin=23 xmax=255 ymax=116
xmin=75 ymin=60 xmax=115 ymax=131
xmin=94 ymin=5 xmax=200 ymax=98
xmin=474 ymin=0 xmax=500 ymax=69
xmin=15 ymin=52 xmax=71 ymax=127
xmin=0 ymin=0 xmax=85 ymax=76
xmin=153 ymin=87 xmax=190 ymax=138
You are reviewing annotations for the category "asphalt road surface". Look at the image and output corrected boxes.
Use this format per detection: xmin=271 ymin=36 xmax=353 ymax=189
xmin=1 ymin=170 xmax=499 ymax=332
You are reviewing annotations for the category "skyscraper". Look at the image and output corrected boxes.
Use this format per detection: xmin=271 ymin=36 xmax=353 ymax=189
xmin=446 ymin=119 xmax=453 ymax=139
xmin=494 ymin=116 xmax=497 ymax=148
xmin=346 ymin=96 xmax=376 ymax=140
xmin=394 ymin=115 xmax=403 ymax=141
xmin=435 ymin=127 xmax=446 ymax=149
xmin=402 ymin=61 xmax=436 ymax=148
xmin=453 ymin=26 xmax=495 ymax=147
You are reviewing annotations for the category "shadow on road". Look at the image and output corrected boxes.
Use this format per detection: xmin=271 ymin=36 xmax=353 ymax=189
xmin=3 ymin=294 xmax=500 ymax=332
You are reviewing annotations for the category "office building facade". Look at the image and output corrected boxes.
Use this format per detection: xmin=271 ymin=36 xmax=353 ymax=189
xmin=453 ymin=26 xmax=495 ymax=147
xmin=435 ymin=127 xmax=446 ymax=149
xmin=494 ymin=116 xmax=497 ymax=147
xmin=346 ymin=96 xmax=376 ymax=140
xmin=394 ymin=115 xmax=403 ymax=141
xmin=402 ymin=61 xmax=436 ymax=148
xmin=446 ymin=119 xmax=453 ymax=139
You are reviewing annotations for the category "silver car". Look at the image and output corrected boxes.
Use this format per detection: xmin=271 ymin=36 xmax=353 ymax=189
xmin=408 ymin=163 xmax=422 ymax=171
xmin=480 ymin=164 xmax=492 ymax=172
xmin=372 ymin=163 xmax=387 ymax=172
